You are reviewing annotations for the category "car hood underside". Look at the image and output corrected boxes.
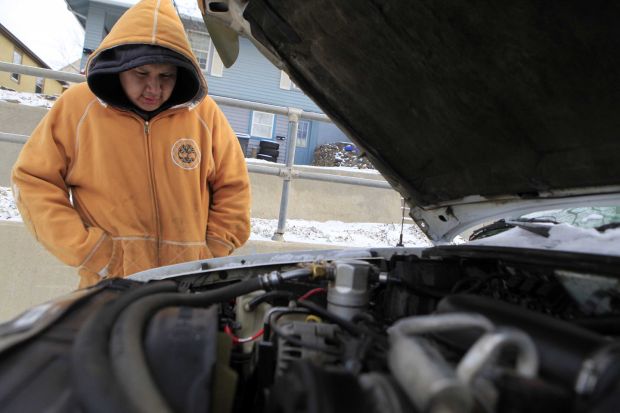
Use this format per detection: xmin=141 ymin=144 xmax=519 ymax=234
xmin=242 ymin=0 xmax=620 ymax=204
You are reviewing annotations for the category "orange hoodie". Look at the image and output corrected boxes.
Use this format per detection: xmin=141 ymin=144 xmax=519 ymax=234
xmin=11 ymin=0 xmax=251 ymax=288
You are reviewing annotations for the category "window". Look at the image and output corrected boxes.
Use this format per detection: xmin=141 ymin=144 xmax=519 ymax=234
xmin=279 ymin=71 xmax=291 ymax=89
xmin=35 ymin=77 xmax=45 ymax=94
xmin=210 ymin=50 xmax=224 ymax=77
xmin=187 ymin=30 xmax=211 ymax=71
xmin=296 ymin=120 xmax=310 ymax=148
xmin=11 ymin=50 xmax=22 ymax=83
xmin=280 ymin=71 xmax=301 ymax=91
xmin=251 ymin=111 xmax=275 ymax=138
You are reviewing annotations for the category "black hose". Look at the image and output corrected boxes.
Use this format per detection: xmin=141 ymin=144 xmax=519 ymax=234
xmin=279 ymin=267 xmax=313 ymax=281
xmin=71 ymin=280 xmax=179 ymax=413
xmin=573 ymin=317 xmax=620 ymax=335
xmin=246 ymin=290 xmax=294 ymax=311
xmin=110 ymin=277 xmax=265 ymax=413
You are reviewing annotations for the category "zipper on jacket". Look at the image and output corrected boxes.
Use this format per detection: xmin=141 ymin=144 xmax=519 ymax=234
xmin=143 ymin=120 xmax=162 ymax=266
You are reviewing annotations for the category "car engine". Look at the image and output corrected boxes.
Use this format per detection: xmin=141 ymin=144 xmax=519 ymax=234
xmin=223 ymin=255 xmax=619 ymax=413
xmin=1 ymin=247 xmax=619 ymax=413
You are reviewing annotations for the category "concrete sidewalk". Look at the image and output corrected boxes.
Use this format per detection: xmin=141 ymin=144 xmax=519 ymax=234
xmin=0 ymin=221 xmax=342 ymax=322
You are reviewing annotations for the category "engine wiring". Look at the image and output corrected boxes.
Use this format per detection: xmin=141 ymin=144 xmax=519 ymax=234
xmin=225 ymin=287 xmax=328 ymax=345
xmin=270 ymin=310 xmax=342 ymax=356
xmin=298 ymin=287 xmax=327 ymax=301
xmin=224 ymin=325 xmax=265 ymax=344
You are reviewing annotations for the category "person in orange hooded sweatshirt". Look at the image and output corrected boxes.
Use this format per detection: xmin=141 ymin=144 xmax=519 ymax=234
xmin=11 ymin=0 xmax=251 ymax=288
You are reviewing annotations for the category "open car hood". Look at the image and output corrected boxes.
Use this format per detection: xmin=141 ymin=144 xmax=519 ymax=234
xmin=198 ymin=0 xmax=620 ymax=241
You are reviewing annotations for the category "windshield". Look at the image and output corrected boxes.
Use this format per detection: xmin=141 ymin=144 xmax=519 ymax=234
xmin=467 ymin=206 xmax=620 ymax=242
xmin=521 ymin=207 xmax=620 ymax=229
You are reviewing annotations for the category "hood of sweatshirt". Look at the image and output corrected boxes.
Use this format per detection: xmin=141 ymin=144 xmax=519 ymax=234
xmin=86 ymin=0 xmax=207 ymax=116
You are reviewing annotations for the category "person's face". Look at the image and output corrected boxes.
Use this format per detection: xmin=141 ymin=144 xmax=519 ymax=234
xmin=119 ymin=63 xmax=178 ymax=112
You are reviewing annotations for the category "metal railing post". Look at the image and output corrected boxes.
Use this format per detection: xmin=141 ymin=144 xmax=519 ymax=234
xmin=272 ymin=107 xmax=302 ymax=241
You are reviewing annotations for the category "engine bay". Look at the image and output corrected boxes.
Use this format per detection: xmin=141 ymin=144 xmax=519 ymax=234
xmin=136 ymin=247 xmax=620 ymax=413
xmin=1 ymin=246 xmax=620 ymax=413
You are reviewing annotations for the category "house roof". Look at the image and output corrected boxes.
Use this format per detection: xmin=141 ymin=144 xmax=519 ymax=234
xmin=65 ymin=0 xmax=131 ymax=29
xmin=1 ymin=23 xmax=72 ymax=87
xmin=0 ymin=22 xmax=52 ymax=69
xmin=65 ymin=0 xmax=203 ymax=29
xmin=64 ymin=0 xmax=86 ymax=27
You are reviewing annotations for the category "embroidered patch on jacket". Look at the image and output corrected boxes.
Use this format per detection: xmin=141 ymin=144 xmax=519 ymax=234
xmin=171 ymin=138 xmax=201 ymax=170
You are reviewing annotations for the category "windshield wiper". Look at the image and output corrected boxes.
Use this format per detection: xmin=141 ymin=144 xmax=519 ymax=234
xmin=596 ymin=222 xmax=620 ymax=233
xmin=469 ymin=217 xmax=559 ymax=241
xmin=468 ymin=219 xmax=514 ymax=241
xmin=504 ymin=219 xmax=558 ymax=238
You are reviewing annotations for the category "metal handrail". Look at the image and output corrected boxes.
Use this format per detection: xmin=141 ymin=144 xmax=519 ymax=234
xmin=1 ymin=63 xmax=396 ymax=240
xmin=212 ymin=95 xmax=329 ymax=122
xmin=0 ymin=132 xmax=28 ymax=144
xmin=0 ymin=62 xmax=85 ymax=84
xmin=0 ymin=131 xmax=391 ymax=189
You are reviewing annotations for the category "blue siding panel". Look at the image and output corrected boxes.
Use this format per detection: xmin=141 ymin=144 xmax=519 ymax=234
xmin=316 ymin=122 xmax=350 ymax=146
xmin=220 ymin=105 xmax=249 ymax=133
xmin=205 ymin=39 xmax=323 ymax=114
xmin=81 ymin=5 xmax=106 ymax=69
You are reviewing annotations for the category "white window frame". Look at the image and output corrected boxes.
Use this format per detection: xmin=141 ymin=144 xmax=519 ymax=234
xmin=187 ymin=30 xmax=211 ymax=71
xmin=11 ymin=50 xmax=22 ymax=83
xmin=280 ymin=70 xmax=301 ymax=91
xmin=210 ymin=49 xmax=224 ymax=77
xmin=251 ymin=111 xmax=275 ymax=139
xmin=296 ymin=120 xmax=310 ymax=148
xmin=279 ymin=70 xmax=291 ymax=89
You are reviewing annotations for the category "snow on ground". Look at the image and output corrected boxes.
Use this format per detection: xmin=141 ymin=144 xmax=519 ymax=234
xmin=0 ymin=187 xmax=432 ymax=248
xmin=0 ymin=187 xmax=21 ymax=222
xmin=0 ymin=89 xmax=56 ymax=109
xmin=251 ymin=217 xmax=432 ymax=247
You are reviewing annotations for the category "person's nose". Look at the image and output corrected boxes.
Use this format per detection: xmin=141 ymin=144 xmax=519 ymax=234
xmin=145 ymin=75 xmax=161 ymax=94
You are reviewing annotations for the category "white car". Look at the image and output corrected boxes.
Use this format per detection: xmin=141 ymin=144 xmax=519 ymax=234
xmin=0 ymin=2 xmax=619 ymax=413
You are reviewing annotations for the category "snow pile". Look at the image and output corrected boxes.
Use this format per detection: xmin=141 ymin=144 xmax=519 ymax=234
xmin=0 ymin=88 xmax=57 ymax=108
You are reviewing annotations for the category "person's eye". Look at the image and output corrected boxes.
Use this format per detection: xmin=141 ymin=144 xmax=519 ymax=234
xmin=135 ymin=71 xmax=148 ymax=77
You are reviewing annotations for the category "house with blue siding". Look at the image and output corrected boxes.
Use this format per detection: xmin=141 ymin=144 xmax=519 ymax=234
xmin=64 ymin=0 xmax=349 ymax=165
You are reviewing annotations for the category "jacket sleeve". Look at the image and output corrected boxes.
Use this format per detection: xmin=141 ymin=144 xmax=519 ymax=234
xmin=11 ymin=92 xmax=113 ymax=276
xmin=204 ymin=99 xmax=251 ymax=257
